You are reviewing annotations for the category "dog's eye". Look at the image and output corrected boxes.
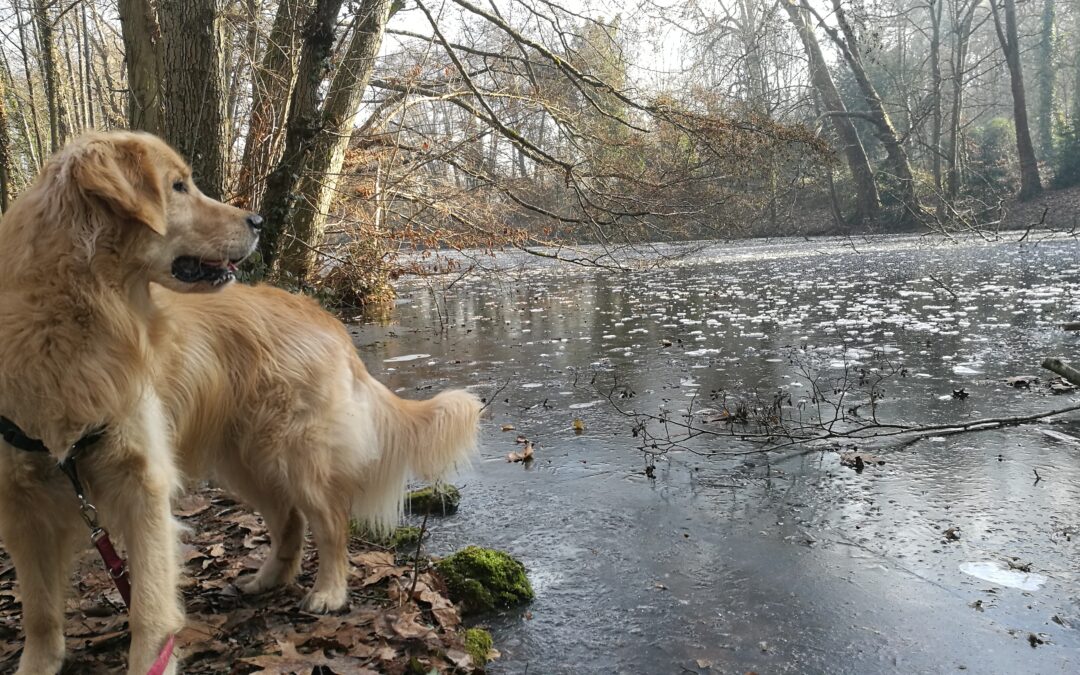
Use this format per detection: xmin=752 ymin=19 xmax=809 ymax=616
xmin=172 ymin=180 xmax=188 ymax=193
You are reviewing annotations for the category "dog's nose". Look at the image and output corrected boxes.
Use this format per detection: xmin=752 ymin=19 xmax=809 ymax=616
xmin=246 ymin=214 xmax=263 ymax=231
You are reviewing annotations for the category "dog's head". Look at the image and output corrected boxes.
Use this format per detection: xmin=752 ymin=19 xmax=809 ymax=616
xmin=64 ymin=131 xmax=260 ymax=292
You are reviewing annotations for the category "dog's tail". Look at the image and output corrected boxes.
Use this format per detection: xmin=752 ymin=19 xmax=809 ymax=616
xmin=350 ymin=372 xmax=481 ymax=534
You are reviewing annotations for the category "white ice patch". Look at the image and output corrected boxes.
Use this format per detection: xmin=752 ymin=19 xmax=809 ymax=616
xmin=953 ymin=365 xmax=982 ymax=375
xmin=569 ymin=400 xmax=604 ymax=409
xmin=685 ymin=348 xmax=720 ymax=357
xmin=959 ymin=562 xmax=1047 ymax=591
xmin=383 ymin=353 xmax=431 ymax=363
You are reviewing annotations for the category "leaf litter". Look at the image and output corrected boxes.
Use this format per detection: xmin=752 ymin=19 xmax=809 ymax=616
xmin=0 ymin=486 xmax=485 ymax=673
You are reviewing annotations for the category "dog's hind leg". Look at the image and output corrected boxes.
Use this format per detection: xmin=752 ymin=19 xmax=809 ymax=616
xmin=0 ymin=476 xmax=81 ymax=675
xmin=236 ymin=501 xmax=305 ymax=595
xmin=298 ymin=493 xmax=350 ymax=613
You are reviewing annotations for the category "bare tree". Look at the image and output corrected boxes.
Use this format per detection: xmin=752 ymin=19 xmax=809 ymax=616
xmin=276 ymin=0 xmax=395 ymax=281
xmin=989 ymin=0 xmax=1042 ymax=200
xmin=783 ymin=0 xmax=880 ymax=225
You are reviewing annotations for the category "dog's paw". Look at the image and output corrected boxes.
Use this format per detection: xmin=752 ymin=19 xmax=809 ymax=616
xmin=15 ymin=653 xmax=64 ymax=675
xmin=236 ymin=574 xmax=274 ymax=595
xmin=301 ymin=588 xmax=348 ymax=613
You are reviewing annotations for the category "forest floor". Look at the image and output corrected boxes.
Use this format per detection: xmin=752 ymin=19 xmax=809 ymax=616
xmin=0 ymin=486 xmax=481 ymax=674
xmin=999 ymin=184 xmax=1080 ymax=232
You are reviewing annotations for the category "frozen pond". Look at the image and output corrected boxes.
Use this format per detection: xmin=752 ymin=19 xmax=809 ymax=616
xmin=351 ymin=234 xmax=1080 ymax=674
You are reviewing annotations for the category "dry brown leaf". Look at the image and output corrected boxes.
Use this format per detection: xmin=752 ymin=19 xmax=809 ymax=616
xmin=241 ymin=640 xmax=377 ymax=675
xmin=507 ymin=441 xmax=535 ymax=463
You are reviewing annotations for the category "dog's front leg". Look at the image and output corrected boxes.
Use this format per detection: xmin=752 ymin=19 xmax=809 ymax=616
xmin=94 ymin=452 xmax=184 ymax=674
xmin=90 ymin=406 xmax=185 ymax=675
xmin=0 ymin=463 xmax=82 ymax=675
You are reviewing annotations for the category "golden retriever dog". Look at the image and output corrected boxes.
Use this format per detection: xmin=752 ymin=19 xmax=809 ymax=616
xmin=0 ymin=131 xmax=480 ymax=674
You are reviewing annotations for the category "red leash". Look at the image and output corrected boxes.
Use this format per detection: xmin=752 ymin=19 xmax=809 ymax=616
xmin=60 ymin=456 xmax=176 ymax=674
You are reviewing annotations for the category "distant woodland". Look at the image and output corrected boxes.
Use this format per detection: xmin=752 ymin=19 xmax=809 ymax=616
xmin=0 ymin=0 xmax=1076 ymax=298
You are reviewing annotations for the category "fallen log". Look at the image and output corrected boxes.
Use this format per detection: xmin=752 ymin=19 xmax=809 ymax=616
xmin=1041 ymin=358 xmax=1080 ymax=386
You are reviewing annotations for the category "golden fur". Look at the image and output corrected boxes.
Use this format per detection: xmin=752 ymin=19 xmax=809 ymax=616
xmin=0 ymin=132 xmax=480 ymax=674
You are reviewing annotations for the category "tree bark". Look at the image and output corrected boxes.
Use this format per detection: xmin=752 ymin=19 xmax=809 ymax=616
xmin=1037 ymin=0 xmax=1055 ymax=158
xmin=0 ymin=64 xmax=10 ymax=212
xmin=33 ymin=0 xmax=69 ymax=152
xmin=783 ymin=0 xmax=879 ymax=225
xmin=929 ymin=0 xmax=944 ymax=222
xmin=277 ymin=0 xmax=395 ymax=281
xmin=990 ymin=0 xmax=1043 ymax=200
xmin=235 ymin=0 xmax=313 ymax=211
xmin=257 ymin=0 xmax=347 ymax=275
xmin=159 ymin=0 xmax=228 ymax=199
xmin=117 ymin=0 xmax=165 ymax=135
xmin=14 ymin=1 xmax=44 ymax=167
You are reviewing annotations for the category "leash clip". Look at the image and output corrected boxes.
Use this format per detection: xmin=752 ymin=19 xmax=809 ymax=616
xmin=79 ymin=500 xmax=99 ymax=529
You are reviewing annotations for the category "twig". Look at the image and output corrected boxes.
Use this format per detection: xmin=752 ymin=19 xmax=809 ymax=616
xmin=1033 ymin=468 xmax=1042 ymax=484
xmin=928 ymin=273 xmax=958 ymax=301
xmin=480 ymin=380 xmax=509 ymax=413
xmin=408 ymin=512 xmax=430 ymax=599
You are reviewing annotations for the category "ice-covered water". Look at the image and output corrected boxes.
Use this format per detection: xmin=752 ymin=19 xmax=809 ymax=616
xmin=351 ymin=235 xmax=1080 ymax=674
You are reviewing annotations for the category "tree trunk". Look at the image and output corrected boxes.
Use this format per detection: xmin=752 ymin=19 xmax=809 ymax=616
xmin=257 ymin=0 xmax=348 ymax=275
xmin=33 ymin=0 xmax=69 ymax=152
xmin=277 ymin=0 xmax=395 ymax=282
xmin=14 ymin=2 xmax=45 ymax=167
xmin=1037 ymin=0 xmax=1055 ymax=158
xmin=827 ymin=0 xmax=924 ymax=222
xmin=235 ymin=0 xmax=313 ymax=211
xmin=0 ymin=64 xmax=11 ymax=212
xmin=991 ymin=0 xmax=1043 ymax=200
xmin=783 ymin=0 xmax=879 ymax=225
xmin=929 ymin=0 xmax=944 ymax=222
xmin=946 ymin=1 xmax=977 ymax=200
xmin=117 ymin=0 xmax=165 ymax=135
xmin=159 ymin=0 xmax=228 ymax=199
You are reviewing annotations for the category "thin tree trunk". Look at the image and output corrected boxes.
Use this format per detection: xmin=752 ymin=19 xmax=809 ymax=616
xmin=15 ymin=2 xmax=45 ymax=163
xmin=0 ymin=64 xmax=11 ymax=211
xmin=277 ymin=0 xmax=395 ymax=281
xmin=33 ymin=0 xmax=69 ymax=151
xmin=929 ymin=0 xmax=944 ymax=222
xmin=81 ymin=2 xmax=95 ymax=129
xmin=117 ymin=0 xmax=165 ymax=135
xmin=1037 ymin=0 xmax=1055 ymax=158
xmin=235 ymin=0 xmax=313 ymax=211
xmin=60 ymin=18 xmax=82 ymax=133
xmin=783 ymin=0 xmax=879 ymax=225
xmin=946 ymin=1 xmax=977 ymax=199
xmin=990 ymin=0 xmax=1043 ymax=200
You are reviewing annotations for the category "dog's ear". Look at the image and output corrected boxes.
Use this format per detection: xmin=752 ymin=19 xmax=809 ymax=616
xmin=71 ymin=137 xmax=167 ymax=236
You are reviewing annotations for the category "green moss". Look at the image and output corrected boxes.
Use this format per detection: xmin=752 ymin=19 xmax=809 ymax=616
xmin=390 ymin=526 xmax=422 ymax=550
xmin=349 ymin=523 xmax=423 ymax=550
xmin=463 ymin=628 xmax=494 ymax=666
xmin=407 ymin=484 xmax=461 ymax=516
xmin=436 ymin=546 xmax=533 ymax=615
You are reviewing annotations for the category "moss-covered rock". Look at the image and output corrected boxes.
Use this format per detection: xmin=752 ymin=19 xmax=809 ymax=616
xmin=389 ymin=525 xmax=422 ymax=550
xmin=349 ymin=523 xmax=423 ymax=550
xmin=463 ymin=627 xmax=494 ymax=667
xmin=407 ymin=484 xmax=461 ymax=515
xmin=436 ymin=546 xmax=533 ymax=615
